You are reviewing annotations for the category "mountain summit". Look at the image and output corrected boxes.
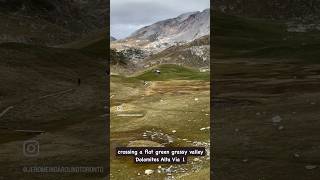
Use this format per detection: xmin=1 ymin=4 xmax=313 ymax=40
xmin=111 ymin=9 xmax=210 ymax=52
xmin=131 ymin=9 xmax=209 ymax=41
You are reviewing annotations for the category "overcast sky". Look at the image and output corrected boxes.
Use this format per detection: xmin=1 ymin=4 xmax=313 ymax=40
xmin=111 ymin=0 xmax=210 ymax=39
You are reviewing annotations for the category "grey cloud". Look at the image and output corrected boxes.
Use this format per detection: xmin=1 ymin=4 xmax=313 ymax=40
xmin=111 ymin=2 xmax=177 ymax=25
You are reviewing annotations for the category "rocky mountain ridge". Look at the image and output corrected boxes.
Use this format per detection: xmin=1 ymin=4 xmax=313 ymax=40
xmin=111 ymin=9 xmax=210 ymax=53
xmin=110 ymin=36 xmax=117 ymax=41
xmin=139 ymin=35 xmax=210 ymax=70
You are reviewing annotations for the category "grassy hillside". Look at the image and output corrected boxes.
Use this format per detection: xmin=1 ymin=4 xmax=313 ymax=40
xmin=142 ymin=35 xmax=210 ymax=68
xmin=0 ymin=12 xmax=78 ymax=45
xmin=0 ymin=0 xmax=107 ymax=45
xmin=110 ymin=65 xmax=210 ymax=180
xmin=135 ymin=64 xmax=209 ymax=81
xmin=213 ymin=12 xmax=320 ymax=180
xmin=0 ymin=42 xmax=107 ymax=179
xmin=83 ymin=37 xmax=107 ymax=55
xmin=213 ymin=0 xmax=320 ymax=21
xmin=213 ymin=12 xmax=320 ymax=62
xmin=56 ymin=30 xmax=107 ymax=57
xmin=0 ymin=42 xmax=106 ymax=133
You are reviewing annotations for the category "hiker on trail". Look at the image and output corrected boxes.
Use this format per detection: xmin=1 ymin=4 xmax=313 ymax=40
xmin=78 ymin=78 xmax=81 ymax=86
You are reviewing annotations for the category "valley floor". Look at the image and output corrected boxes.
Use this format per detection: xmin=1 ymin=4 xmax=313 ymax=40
xmin=213 ymin=58 xmax=320 ymax=180
xmin=110 ymin=67 xmax=210 ymax=179
xmin=0 ymin=44 xmax=108 ymax=180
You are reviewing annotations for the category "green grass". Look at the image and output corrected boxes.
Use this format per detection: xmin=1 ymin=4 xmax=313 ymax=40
xmin=80 ymin=38 xmax=107 ymax=56
xmin=135 ymin=64 xmax=210 ymax=81
xmin=213 ymin=12 xmax=320 ymax=63
xmin=0 ymin=41 xmax=108 ymax=179
xmin=55 ymin=30 xmax=107 ymax=57
xmin=0 ymin=42 xmax=105 ymax=73
xmin=110 ymin=63 xmax=210 ymax=179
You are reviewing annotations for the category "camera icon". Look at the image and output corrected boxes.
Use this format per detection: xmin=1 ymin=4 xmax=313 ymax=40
xmin=23 ymin=140 xmax=39 ymax=157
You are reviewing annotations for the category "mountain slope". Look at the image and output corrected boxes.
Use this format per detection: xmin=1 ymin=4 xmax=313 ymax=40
xmin=214 ymin=0 xmax=320 ymax=21
xmin=140 ymin=35 xmax=210 ymax=69
xmin=213 ymin=12 xmax=320 ymax=62
xmin=0 ymin=42 xmax=107 ymax=179
xmin=214 ymin=0 xmax=320 ymax=32
xmin=0 ymin=0 xmax=107 ymax=45
xmin=110 ymin=36 xmax=117 ymax=41
xmin=131 ymin=9 xmax=209 ymax=43
xmin=111 ymin=9 xmax=210 ymax=53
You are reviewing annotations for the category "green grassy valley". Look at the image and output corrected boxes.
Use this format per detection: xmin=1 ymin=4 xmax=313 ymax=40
xmin=135 ymin=64 xmax=210 ymax=81
xmin=0 ymin=40 xmax=108 ymax=179
xmin=213 ymin=12 xmax=320 ymax=180
xmin=110 ymin=65 xmax=210 ymax=179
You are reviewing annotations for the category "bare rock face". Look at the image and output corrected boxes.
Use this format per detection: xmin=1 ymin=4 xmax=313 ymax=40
xmin=140 ymin=35 xmax=210 ymax=69
xmin=110 ymin=36 xmax=117 ymax=41
xmin=112 ymin=9 xmax=210 ymax=53
xmin=111 ymin=9 xmax=210 ymax=71
xmin=131 ymin=9 xmax=209 ymax=43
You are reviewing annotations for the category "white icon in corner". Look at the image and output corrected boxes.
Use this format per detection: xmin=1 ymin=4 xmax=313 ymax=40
xmin=23 ymin=140 xmax=39 ymax=157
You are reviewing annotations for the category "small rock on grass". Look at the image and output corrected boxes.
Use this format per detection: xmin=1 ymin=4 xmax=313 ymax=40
xmin=272 ymin=115 xmax=282 ymax=123
xmin=200 ymin=127 xmax=210 ymax=131
xmin=305 ymin=165 xmax=317 ymax=170
xmin=193 ymin=158 xmax=200 ymax=162
xmin=242 ymin=159 xmax=249 ymax=163
xmin=128 ymin=140 xmax=164 ymax=147
xmin=294 ymin=153 xmax=300 ymax=158
xmin=145 ymin=169 xmax=154 ymax=175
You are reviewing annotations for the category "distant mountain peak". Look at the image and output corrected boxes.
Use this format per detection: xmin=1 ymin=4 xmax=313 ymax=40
xmin=111 ymin=36 xmax=117 ymax=41
xmin=177 ymin=11 xmax=199 ymax=21
xmin=112 ymin=9 xmax=209 ymax=53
